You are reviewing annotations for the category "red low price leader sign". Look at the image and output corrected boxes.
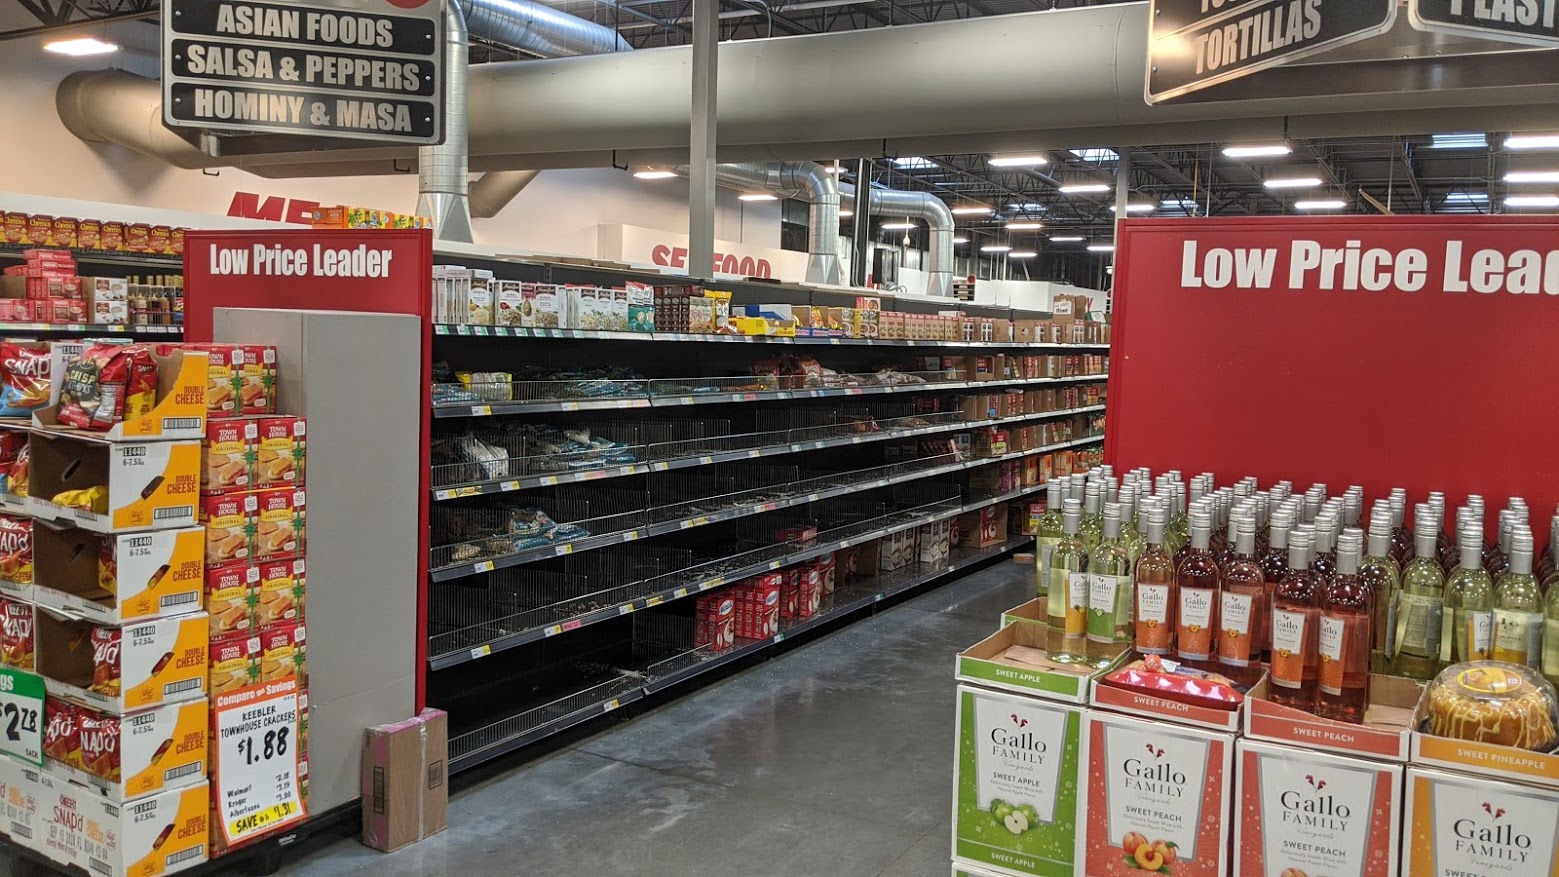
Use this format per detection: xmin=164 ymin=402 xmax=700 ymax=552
xmin=1106 ymin=216 xmax=1559 ymax=529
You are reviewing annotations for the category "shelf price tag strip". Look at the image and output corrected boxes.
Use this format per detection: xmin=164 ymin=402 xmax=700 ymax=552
xmin=214 ymin=677 xmax=308 ymax=846
xmin=0 ymin=668 xmax=44 ymax=766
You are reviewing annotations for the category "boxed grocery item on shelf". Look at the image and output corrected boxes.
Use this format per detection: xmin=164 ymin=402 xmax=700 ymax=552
xmin=43 ymin=698 xmax=208 ymax=801
xmin=1080 ymin=709 xmax=1234 ymax=877
xmin=1234 ymin=738 xmax=1402 ymax=877
xmin=0 ymin=754 xmax=42 ymax=854
xmin=258 ymin=622 xmax=306 ymax=685
xmin=34 ymin=346 xmax=209 ymax=440
xmin=200 ymin=419 xmax=256 ymax=494
xmin=27 ymin=431 xmax=200 ymax=533
xmin=256 ymin=556 xmax=305 ymax=628
xmin=32 ymin=524 xmax=204 ymax=624
xmin=208 ymin=633 xmax=258 ymax=696
xmin=38 ymin=773 xmax=209 ymax=876
xmin=206 ymin=561 xmax=257 ymax=637
xmin=952 ymin=683 xmax=1083 ymax=877
xmin=200 ymin=492 xmax=255 ymax=565
xmin=35 ymin=610 xmax=207 ymax=713
xmin=253 ymin=487 xmax=305 ymax=560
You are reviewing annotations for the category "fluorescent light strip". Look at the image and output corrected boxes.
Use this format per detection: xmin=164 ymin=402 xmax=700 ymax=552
xmin=838 ymin=209 xmax=853 ymax=217
xmin=1049 ymin=236 xmax=1085 ymax=242
xmin=951 ymin=206 xmax=992 ymax=215
xmin=1087 ymin=244 xmax=1115 ymax=252
xmin=1264 ymin=177 xmax=1323 ymax=189
xmin=1008 ymin=251 xmax=1038 ymax=258
xmin=1222 ymin=144 xmax=1291 ymax=158
xmin=1506 ymin=195 xmax=1559 ymax=208
xmin=1294 ymin=199 xmax=1347 ymax=210
xmin=1005 ymin=222 xmax=1044 ymax=230
xmin=1058 ymin=184 xmax=1111 ymax=194
xmin=1507 ymin=134 xmax=1559 ymax=150
xmin=988 ymin=155 xmax=1049 ymax=167
xmin=739 ymin=193 xmax=778 ymax=202
xmin=633 ymin=170 xmax=676 ymax=179
xmin=43 ymin=37 xmax=118 ymax=56
xmin=1505 ymin=171 xmax=1559 ymax=184
xmin=953 ymin=237 xmax=970 ymax=244
xmin=980 ymin=245 xmax=1012 ymax=253
xmin=1110 ymin=204 xmax=1156 ymax=213
xmin=881 ymin=222 xmax=916 ymax=230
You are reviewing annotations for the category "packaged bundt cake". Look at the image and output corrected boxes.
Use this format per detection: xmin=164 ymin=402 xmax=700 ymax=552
xmin=1423 ymin=661 xmax=1559 ymax=751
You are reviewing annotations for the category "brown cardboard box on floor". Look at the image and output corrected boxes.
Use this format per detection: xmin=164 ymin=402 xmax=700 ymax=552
xmin=361 ymin=708 xmax=449 ymax=852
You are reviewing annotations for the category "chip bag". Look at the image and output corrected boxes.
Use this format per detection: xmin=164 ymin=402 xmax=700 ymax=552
xmin=78 ymin=711 xmax=121 ymax=783
xmin=0 ymin=514 xmax=31 ymax=585
xmin=89 ymin=625 xmax=122 ymax=697
xmin=7 ymin=443 xmax=28 ymax=498
xmin=0 ymin=431 xmax=24 ymax=496
xmin=44 ymin=697 xmax=81 ymax=768
xmin=50 ymin=486 xmax=108 ymax=515
xmin=0 ymin=598 xmax=33 ymax=669
xmin=0 ymin=340 xmax=51 ymax=417
xmin=59 ymin=343 xmax=157 ymax=430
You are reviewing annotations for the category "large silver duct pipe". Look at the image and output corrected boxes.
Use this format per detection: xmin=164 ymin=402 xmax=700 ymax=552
xmin=417 ymin=0 xmax=474 ymax=242
xmin=672 ymin=163 xmax=842 ymax=286
xmin=470 ymin=170 xmax=541 ymax=219
xmin=466 ymin=0 xmax=631 ymax=56
xmin=839 ymin=182 xmax=954 ymax=298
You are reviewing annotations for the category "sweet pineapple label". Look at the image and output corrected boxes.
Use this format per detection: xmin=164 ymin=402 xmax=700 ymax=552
xmin=1236 ymin=739 xmax=1402 ymax=877
xmin=1405 ymin=766 xmax=1559 ymax=877
xmin=953 ymin=685 xmax=1081 ymax=877
xmin=1083 ymin=711 xmax=1233 ymax=877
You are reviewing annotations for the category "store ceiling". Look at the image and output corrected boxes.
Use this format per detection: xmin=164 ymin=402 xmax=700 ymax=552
xmin=4 ymin=0 xmax=1550 ymax=248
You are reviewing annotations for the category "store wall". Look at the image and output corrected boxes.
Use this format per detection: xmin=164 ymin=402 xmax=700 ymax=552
xmin=0 ymin=27 xmax=777 ymax=262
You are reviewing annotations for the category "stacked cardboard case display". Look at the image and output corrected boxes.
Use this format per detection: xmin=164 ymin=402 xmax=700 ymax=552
xmin=955 ymin=593 xmax=1559 ymax=876
xmin=0 ymin=337 xmax=308 ymax=875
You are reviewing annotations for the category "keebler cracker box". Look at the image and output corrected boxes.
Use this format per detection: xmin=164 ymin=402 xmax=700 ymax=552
xmin=252 ymin=487 xmax=303 ymax=560
xmin=201 ymin=418 xmax=256 ymax=494
xmin=254 ymin=416 xmax=304 ymax=487
xmin=255 ymin=556 xmax=303 ymax=627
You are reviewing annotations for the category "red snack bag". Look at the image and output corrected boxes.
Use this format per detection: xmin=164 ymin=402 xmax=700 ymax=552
xmin=0 ymin=340 xmax=51 ymax=417
xmin=44 ymin=697 xmax=81 ymax=767
xmin=0 ymin=515 xmax=31 ymax=586
xmin=89 ymin=626 xmax=122 ymax=697
xmin=78 ymin=710 xmax=121 ymax=783
xmin=0 ymin=598 xmax=33 ymax=669
xmin=1101 ymin=654 xmax=1246 ymax=710
xmin=0 ymin=432 xmax=24 ymax=497
xmin=59 ymin=343 xmax=158 ymax=430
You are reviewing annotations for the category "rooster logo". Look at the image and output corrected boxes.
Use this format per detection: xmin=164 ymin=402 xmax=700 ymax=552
xmin=1482 ymin=803 xmax=1506 ymax=820
xmin=1305 ymin=775 xmax=1327 ymax=791
xmin=1144 ymin=743 xmax=1165 ymax=758
xmin=1010 ymin=714 xmax=1028 ymax=729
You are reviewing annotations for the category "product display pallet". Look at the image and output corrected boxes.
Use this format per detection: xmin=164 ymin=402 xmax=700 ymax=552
xmin=444 ymin=535 xmax=1032 ymax=772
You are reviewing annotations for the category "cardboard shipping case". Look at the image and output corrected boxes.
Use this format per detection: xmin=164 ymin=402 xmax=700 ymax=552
xmin=361 ymin=708 xmax=448 ymax=852
xmin=42 ymin=699 xmax=209 ymax=802
xmin=32 ymin=525 xmax=205 ymax=625
xmin=38 ymin=773 xmax=210 ymax=876
xmin=32 ymin=348 xmax=210 ymax=441
xmin=1403 ymin=765 xmax=1559 ymax=877
xmin=26 ymin=431 xmax=200 ymax=533
xmin=952 ymin=684 xmax=1083 ymax=877
xmin=36 ymin=610 xmax=208 ymax=713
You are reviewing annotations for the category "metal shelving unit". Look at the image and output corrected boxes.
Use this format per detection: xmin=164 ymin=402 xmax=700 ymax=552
xmin=0 ymin=245 xmax=185 ymax=336
xmin=426 ymin=251 xmax=1109 ymax=773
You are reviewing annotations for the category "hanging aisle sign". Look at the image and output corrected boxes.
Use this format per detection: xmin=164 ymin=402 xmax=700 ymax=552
xmin=1410 ymin=0 xmax=1559 ymax=47
xmin=162 ymin=0 xmax=446 ymax=145
xmin=1146 ymin=0 xmax=1398 ymax=103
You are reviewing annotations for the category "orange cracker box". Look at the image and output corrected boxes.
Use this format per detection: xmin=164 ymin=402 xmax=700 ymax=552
xmin=238 ymin=345 xmax=276 ymax=415
xmin=206 ymin=561 xmax=258 ymax=637
xmin=258 ymin=621 xmax=305 ymax=684
xmin=208 ymin=633 xmax=259 ymax=696
xmin=202 ymin=418 xmax=256 ymax=494
xmin=182 ymin=343 xmax=242 ymax=419
xmin=254 ymin=416 xmax=304 ymax=487
xmin=252 ymin=487 xmax=303 ymax=560
xmin=200 ymin=492 xmax=255 ymax=566
xmin=255 ymin=556 xmax=304 ymax=627
xmin=34 ymin=610 xmax=207 ymax=713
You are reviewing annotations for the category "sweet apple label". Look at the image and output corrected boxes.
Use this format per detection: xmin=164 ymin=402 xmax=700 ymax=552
xmin=954 ymin=685 xmax=1082 ymax=877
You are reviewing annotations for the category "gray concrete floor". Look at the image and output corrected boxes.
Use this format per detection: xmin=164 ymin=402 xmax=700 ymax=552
xmin=276 ymin=558 xmax=1032 ymax=877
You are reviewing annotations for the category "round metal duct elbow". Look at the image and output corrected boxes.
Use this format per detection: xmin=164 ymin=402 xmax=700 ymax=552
xmin=55 ymin=70 xmax=220 ymax=170
xmin=841 ymin=183 xmax=955 ymax=298
xmin=674 ymin=162 xmax=843 ymax=286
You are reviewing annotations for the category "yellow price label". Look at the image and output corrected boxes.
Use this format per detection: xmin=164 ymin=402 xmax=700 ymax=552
xmin=471 ymin=644 xmax=492 ymax=659
xmin=228 ymin=800 xmax=300 ymax=839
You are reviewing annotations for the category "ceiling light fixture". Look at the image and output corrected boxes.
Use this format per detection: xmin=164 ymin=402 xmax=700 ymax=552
xmin=1294 ymin=199 xmax=1348 ymax=210
xmin=1110 ymin=204 xmax=1156 ymax=213
xmin=43 ymin=36 xmax=118 ymax=56
xmin=881 ymin=221 xmax=916 ymax=230
xmin=1087 ymin=244 xmax=1116 ymax=252
xmin=1058 ymin=184 xmax=1111 ymax=194
xmin=988 ymin=155 xmax=1049 ymax=167
xmin=951 ymin=206 xmax=992 ymax=215
xmin=1049 ymin=236 xmax=1085 ymax=242
xmin=1005 ymin=221 xmax=1044 ymax=230
xmin=1222 ymin=144 xmax=1292 ymax=158
xmin=1505 ymin=194 xmax=1559 ymax=208
xmin=838 ymin=209 xmax=853 ymax=217
xmin=953 ymin=237 xmax=970 ymax=244
xmin=739 ymin=193 xmax=778 ymax=201
xmin=892 ymin=156 xmax=936 ymax=169
xmin=633 ymin=170 xmax=677 ymax=180
xmin=1505 ymin=170 xmax=1559 ymax=183
xmin=1507 ymin=134 xmax=1559 ymax=150
xmin=1429 ymin=133 xmax=1488 ymax=149
xmin=1008 ymin=251 xmax=1038 ymax=258
xmin=980 ymin=245 xmax=1012 ymax=253
xmin=1264 ymin=177 xmax=1323 ymax=189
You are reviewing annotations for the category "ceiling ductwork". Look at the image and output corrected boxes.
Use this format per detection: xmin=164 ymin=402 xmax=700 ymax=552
xmin=466 ymin=0 xmax=631 ymax=56
xmin=839 ymin=181 xmax=954 ymax=298
xmin=469 ymin=169 xmax=542 ymax=219
xmin=672 ymin=163 xmax=842 ymax=286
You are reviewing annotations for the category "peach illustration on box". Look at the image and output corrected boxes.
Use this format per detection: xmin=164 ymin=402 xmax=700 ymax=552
xmin=1121 ymin=832 xmax=1178 ymax=873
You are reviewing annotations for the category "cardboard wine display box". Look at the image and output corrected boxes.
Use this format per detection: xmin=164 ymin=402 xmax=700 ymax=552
xmin=952 ymin=684 xmax=1084 ymax=877
xmin=1234 ymin=738 xmax=1403 ymax=877
xmin=32 ymin=525 xmax=205 ymax=625
xmin=1243 ymin=673 xmax=1421 ymax=762
xmin=1408 ymin=665 xmax=1559 ymax=790
xmin=1080 ymin=710 xmax=1235 ymax=877
xmin=953 ymin=865 xmax=1009 ymax=877
xmin=1000 ymin=599 xmax=1045 ymax=630
xmin=1403 ymin=765 xmax=1559 ymax=877
xmin=955 ymin=622 xmax=1120 ymax=704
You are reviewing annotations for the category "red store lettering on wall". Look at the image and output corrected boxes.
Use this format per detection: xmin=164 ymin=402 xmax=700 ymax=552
xmin=650 ymin=245 xmax=772 ymax=279
xmin=228 ymin=192 xmax=320 ymax=226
